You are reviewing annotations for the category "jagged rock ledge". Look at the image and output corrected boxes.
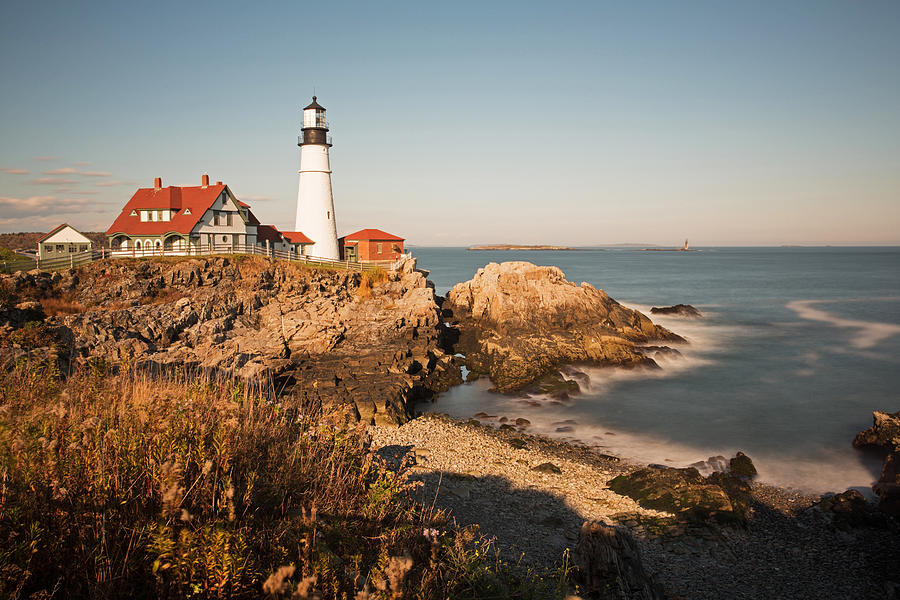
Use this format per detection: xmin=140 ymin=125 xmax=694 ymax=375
xmin=854 ymin=410 xmax=900 ymax=515
xmin=0 ymin=256 xmax=461 ymax=425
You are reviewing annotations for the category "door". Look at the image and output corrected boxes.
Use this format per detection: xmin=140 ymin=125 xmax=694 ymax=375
xmin=344 ymin=245 xmax=357 ymax=262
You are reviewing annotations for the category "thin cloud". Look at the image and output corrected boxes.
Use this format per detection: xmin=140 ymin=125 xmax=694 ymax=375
xmin=43 ymin=167 xmax=112 ymax=177
xmin=0 ymin=168 xmax=29 ymax=175
xmin=32 ymin=156 xmax=57 ymax=161
xmin=72 ymin=190 xmax=99 ymax=195
xmin=241 ymin=195 xmax=273 ymax=202
xmin=94 ymin=180 xmax=132 ymax=187
xmin=0 ymin=195 xmax=101 ymax=220
xmin=29 ymin=177 xmax=77 ymax=185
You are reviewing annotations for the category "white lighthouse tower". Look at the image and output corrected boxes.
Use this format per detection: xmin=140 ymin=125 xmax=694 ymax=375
xmin=295 ymin=96 xmax=339 ymax=259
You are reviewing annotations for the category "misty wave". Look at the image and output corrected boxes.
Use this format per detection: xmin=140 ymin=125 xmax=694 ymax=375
xmin=450 ymin=392 xmax=879 ymax=495
xmin=786 ymin=299 xmax=900 ymax=350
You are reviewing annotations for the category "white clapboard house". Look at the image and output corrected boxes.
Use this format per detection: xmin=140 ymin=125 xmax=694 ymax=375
xmin=37 ymin=224 xmax=93 ymax=259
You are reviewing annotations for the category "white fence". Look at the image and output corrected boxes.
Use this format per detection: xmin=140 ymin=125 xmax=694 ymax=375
xmin=1 ymin=244 xmax=406 ymax=274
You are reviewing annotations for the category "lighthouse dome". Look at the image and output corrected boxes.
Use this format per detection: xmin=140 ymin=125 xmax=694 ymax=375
xmin=304 ymin=96 xmax=325 ymax=111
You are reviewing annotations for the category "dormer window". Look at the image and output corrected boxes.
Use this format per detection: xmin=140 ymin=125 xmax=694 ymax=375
xmin=130 ymin=209 xmax=138 ymax=217
xmin=184 ymin=208 xmax=192 ymax=215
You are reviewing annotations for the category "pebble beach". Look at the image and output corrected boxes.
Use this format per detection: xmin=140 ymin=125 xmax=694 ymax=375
xmin=372 ymin=413 xmax=900 ymax=599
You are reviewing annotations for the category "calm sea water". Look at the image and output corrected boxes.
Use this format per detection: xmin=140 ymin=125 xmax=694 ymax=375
xmin=410 ymin=246 xmax=900 ymax=494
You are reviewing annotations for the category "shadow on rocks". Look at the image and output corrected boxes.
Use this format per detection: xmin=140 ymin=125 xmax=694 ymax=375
xmin=392 ymin=453 xmax=662 ymax=599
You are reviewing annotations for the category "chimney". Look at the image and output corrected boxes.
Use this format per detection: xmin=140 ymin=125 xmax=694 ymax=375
xmin=201 ymin=174 xmax=209 ymax=188
xmin=216 ymin=181 xmax=223 ymax=185
xmin=154 ymin=177 xmax=162 ymax=190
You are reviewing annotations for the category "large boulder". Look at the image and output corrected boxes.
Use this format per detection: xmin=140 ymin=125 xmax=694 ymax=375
xmin=608 ymin=453 xmax=756 ymax=525
xmin=650 ymin=304 xmax=702 ymax=318
xmin=443 ymin=262 xmax=683 ymax=392
xmin=854 ymin=411 xmax=900 ymax=516
xmin=808 ymin=489 xmax=886 ymax=528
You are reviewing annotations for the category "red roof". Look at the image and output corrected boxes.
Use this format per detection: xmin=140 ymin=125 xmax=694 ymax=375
xmin=106 ymin=183 xmax=227 ymax=236
xmin=343 ymin=228 xmax=404 ymax=242
xmin=256 ymin=225 xmax=283 ymax=243
xmin=245 ymin=209 xmax=260 ymax=226
xmin=282 ymin=231 xmax=314 ymax=244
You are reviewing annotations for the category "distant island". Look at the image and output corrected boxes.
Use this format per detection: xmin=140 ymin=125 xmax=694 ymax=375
xmin=468 ymin=244 xmax=575 ymax=251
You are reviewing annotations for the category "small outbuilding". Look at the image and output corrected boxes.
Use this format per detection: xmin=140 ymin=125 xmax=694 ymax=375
xmin=36 ymin=224 xmax=93 ymax=259
xmin=254 ymin=226 xmax=314 ymax=256
xmin=282 ymin=231 xmax=314 ymax=255
xmin=340 ymin=229 xmax=404 ymax=263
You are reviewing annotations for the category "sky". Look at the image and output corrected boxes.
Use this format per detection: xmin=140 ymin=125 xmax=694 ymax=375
xmin=1 ymin=0 xmax=898 ymax=246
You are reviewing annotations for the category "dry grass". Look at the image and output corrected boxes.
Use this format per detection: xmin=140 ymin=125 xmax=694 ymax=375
xmin=357 ymin=275 xmax=374 ymax=300
xmin=40 ymin=296 xmax=86 ymax=315
xmin=141 ymin=287 xmax=187 ymax=306
xmin=0 ymin=359 xmax=569 ymax=600
xmin=356 ymin=268 xmax=389 ymax=301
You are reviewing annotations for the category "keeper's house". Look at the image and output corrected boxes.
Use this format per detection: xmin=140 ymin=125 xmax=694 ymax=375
xmin=37 ymin=224 xmax=93 ymax=259
xmin=106 ymin=175 xmax=312 ymax=256
xmin=340 ymin=229 xmax=405 ymax=264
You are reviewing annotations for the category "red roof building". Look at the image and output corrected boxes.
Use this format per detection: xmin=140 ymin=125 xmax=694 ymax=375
xmin=340 ymin=228 xmax=405 ymax=263
xmin=106 ymin=175 xmax=313 ymax=256
xmin=256 ymin=226 xmax=313 ymax=255
xmin=282 ymin=231 xmax=314 ymax=245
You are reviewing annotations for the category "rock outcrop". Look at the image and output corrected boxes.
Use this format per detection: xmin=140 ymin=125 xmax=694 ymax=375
xmin=650 ymin=304 xmax=702 ymax=318
xmin=608 ymin=453 xmax=757 ymax=525
xmin=806 ymin=489 xmax=886 ymax=528
xmin=0 ymin=256 xmax=461 ymax=425
xmin=853 ymin=410 xmax=900 ymax=515
xmin=442 ymin=262 xmax=683 ymax=392
xmin=576 ymin=520 xmax=665 ymax=600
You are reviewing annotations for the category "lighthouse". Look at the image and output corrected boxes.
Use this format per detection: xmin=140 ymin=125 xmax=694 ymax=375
xmin=295 ymin=96 xmax=339 ymax=259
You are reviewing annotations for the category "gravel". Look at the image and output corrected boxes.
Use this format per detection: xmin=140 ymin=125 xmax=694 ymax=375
xmin=371 ymin=413 xmax=900 ymax=600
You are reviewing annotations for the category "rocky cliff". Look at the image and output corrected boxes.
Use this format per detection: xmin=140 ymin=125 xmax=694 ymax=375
xmin=0 ymin=256 xmax=460 ymax=424
xmin=854 ymin=410 xmax=900 ymax=515
xmin=442 ymin=261 xmax=683 ymax=392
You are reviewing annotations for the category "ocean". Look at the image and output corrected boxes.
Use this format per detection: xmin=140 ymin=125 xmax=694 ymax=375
xmin=410 ymin=246 xmax=900 ymax=495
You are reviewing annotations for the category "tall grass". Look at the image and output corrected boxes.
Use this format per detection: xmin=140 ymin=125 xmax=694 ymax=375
xmin=356 ymin=268 xmax=389 ymax=301
xmin=0 ymin=359 xmax=570 ymax=599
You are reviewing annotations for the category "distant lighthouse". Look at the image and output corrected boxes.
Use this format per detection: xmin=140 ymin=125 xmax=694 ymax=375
xmin=295 ymin=96 xmax=339 ymax=259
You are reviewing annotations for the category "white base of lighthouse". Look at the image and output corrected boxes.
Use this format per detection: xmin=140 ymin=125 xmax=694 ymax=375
xmin=295 ymin=144 xmax=339 ymax=260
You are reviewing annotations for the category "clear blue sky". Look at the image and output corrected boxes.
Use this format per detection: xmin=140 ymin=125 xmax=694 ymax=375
xmin=1 ymin=0 xmax=898 ymax=245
